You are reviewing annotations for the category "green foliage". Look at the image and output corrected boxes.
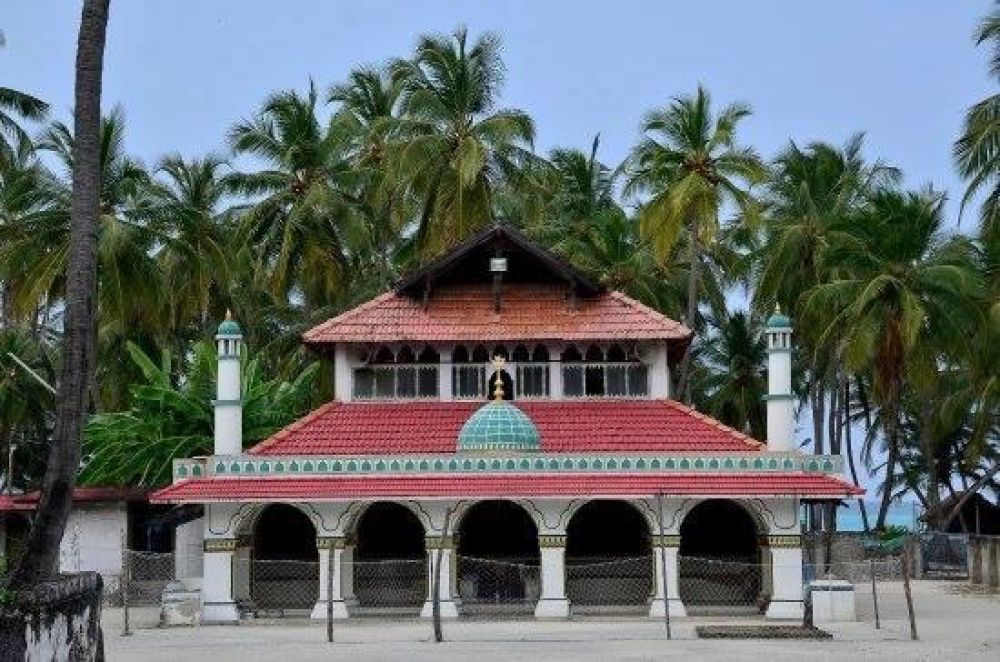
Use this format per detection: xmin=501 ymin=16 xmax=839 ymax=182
xmin=79 ymin=341 xmax=318 ymax=487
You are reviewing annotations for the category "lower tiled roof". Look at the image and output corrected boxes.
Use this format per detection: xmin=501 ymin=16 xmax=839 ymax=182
xmin=151 ymin=472 xmax=862 ymax=503
xmin=249 ymin=399 xmax=763 ymax=455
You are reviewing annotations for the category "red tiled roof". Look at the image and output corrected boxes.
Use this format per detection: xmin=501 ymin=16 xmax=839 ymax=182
xmin=0 ymin=487 xmax=149 ymax=512
xmin=302 ymin=284 xmax=691 ymax=344
xmin=151 ymin=473 xmax=863 ymax=503
xmin=249 ymin=400 xmax=763 ymax=455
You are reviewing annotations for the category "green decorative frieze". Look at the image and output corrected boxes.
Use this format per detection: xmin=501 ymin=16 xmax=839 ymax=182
xmin=176 ymin=452 xmax=845 ymax=482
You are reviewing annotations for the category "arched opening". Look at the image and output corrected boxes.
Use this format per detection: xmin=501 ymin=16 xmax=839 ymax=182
xmin=679 ymin=499 xmax=762 ymax=612
xmin=352 ymin=502 xmax=427 ymax=611
xmin=250 ymin=503 xmax=318 ymax=613
xmin=565 ymin=500 xmax=653 ymax=610
xmin=456 ymin=500 xmax=540 ymax=613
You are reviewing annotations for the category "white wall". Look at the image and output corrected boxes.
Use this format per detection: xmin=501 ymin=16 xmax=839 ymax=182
xmin=58 ymin=503 xmax=127 ymax=579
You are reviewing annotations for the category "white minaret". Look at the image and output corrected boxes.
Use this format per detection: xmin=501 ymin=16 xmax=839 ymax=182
xmin=765 ymin=306 xmax=795 ymax=452
xmin=214 ymin=311 xmax=243 ymax=455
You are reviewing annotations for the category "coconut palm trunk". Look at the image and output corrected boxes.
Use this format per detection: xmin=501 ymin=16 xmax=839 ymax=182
xmin=676 ymin=220 xmax=700 ymax=401
xmin=9 ymin=0 xmax=109 ymax=586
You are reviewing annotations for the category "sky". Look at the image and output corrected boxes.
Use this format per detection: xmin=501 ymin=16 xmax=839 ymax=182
xmin=3 ymin=0 xmax=995 ymax=223
xmin=2 ymin=2 xmax=996 ymax=502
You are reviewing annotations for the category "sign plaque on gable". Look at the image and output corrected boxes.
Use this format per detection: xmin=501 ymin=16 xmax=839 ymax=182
xmin=489 ymin=257 xmax=508 ymax=273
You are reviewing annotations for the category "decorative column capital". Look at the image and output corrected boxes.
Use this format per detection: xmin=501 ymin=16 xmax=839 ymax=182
xmin=425 ymin=535 xmax=454 ymax=550
xmin=761 ymin=534 xmax=801 ymax=548
xmin=317 ymin=536 xmax=346 ymax=550
xmin=538 ymin=535 xmax=567 ymax=548
xmin=656 ymin=534 xmax=681 ymax=548
xmin=204 ymin=538 xmax=238 ymax=553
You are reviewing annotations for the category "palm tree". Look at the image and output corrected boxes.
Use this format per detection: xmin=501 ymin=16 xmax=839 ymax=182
xmin=0 ymin=136 xmax=62 ymax=328
xmin=805 ymin=189 xmax=983 ymax=529
xmin=10 ymin=0 xmax=110 ymax=586
xmin=389 ymin=26 xmax=536 ymax=256
xmin=622 ymin=86 xmax=765 ymax=400
xmin=756 ymin=135 xmax=899 ymax=457
xmin=146 ymin=153 xmax=232 ymax=335
xmin=228 ymin=81 xmax=360 ymax=308
xmin=694 ymin=311 xmax=767 ymax=439
xmin=955 ymin=3 xmax=1000 ymax=243
xmin=0 ymin=31 xmax=49 ymax=161
xmin=329 ymin=65 xmax=408 ymax=290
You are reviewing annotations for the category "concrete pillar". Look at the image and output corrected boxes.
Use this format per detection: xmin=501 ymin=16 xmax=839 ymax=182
xmin=421 ymin=535 xmax=458 ymax=618
xmin=311 ymin=537 xmax=349 ymax=619
xmin=535 ymin=535 xmax=570 ymax=618
xmin=201 ymin=538 xmax=240 ymax=623
xmin=968 ymin=537 xmax=983 ymax=585
xmin=765 ymin=537 xmax=804 ymax=619
xmin=987 ymin=538 xmax=1000 ymax=589
xmin=174 ymin=517 xmax=204 ymax=588
xmin=649 ymin=536 xmax=686 ymax=617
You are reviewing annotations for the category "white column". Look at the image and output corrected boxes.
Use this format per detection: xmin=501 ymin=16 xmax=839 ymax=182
xmin=421 ymin=535 xmax=458 ymax=618
xmin=649 ymin=539 xmax=686 ymax=617
xmin=334 ymin=344 xmax=352 ymax=402
xmin=648 ymin=342 xmax=670 ymax=399
xmin=201 ymin=539 xmax=240 ymax=623
xmin=534 ymin=536 xmax=570 ymax=618
xmin=214 ymin=321 xmax=243 ymax=455
xmin=312 ymin=538 xmax=350 ymax=619
xmin=766 ymin=538 xmax=805 ymax=619
xmin=439 ymin=347 xmax=453 ymax=401
xmin=548 ymin=344 xmax=563 ymax=400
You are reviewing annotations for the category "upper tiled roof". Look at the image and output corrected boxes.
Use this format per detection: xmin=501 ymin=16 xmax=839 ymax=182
xmin=302 ymin=284 xmax=691 ymax=344
xmin=151 ymin=472 xmax=863 ymax=503
xmin=249 ymin=399 xmax=763 ymax=456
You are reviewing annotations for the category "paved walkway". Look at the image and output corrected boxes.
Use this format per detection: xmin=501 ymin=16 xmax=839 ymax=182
xmin=104 ymin=581 xmax=1000 ymax=661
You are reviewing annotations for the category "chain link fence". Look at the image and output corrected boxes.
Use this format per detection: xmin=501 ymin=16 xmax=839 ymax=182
xmin=99 ymin=542 xmax=945 ymax=643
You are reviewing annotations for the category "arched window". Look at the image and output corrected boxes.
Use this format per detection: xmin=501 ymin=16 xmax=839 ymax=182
xmin=512 ymin=345 xmax=530 ymax=362
xmin=374 ymin=345 xmax=395 ymax=364
xmin=531 ymin=345 xmax=550 ymax=362
xmin=561 ymin=345 xmax=582 ymax=362
xmin=515 ymin=344 xmax=549 ymax=398
xmin=561 ymin=343 xmax=649 ymax=399
xmin=491 ymin=345 xmax=509 ymax=361
xmin=453 ymin=345 xmax=470 ymax=363
xmin=471 ymin=345 xmax=490 ymax=363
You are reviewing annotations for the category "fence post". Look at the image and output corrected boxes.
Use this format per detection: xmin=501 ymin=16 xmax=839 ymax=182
xmin=432 ymin=507 xmax=452 ymax=644
xmin=121 ymin=531 xmax=132 ymax=637
xmin=655 ymin=493 xmax=672 ymax=639
xmin=869 ymin=558 xmax=880 ymax=630
xmin=901 ymin=544 xmax=918 ymax=641
xmin=326 ymin=544 xmax=334 ymax=643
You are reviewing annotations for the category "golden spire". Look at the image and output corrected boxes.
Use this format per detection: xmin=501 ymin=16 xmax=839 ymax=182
xmin=225 ymin=308 xmax=233 ymax=320
xmin=490 ymin=355 xmax=506 ymax=401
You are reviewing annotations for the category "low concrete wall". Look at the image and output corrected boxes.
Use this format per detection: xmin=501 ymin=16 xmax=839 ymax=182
xmin=0 ymin=572 xmax=105 ymax=661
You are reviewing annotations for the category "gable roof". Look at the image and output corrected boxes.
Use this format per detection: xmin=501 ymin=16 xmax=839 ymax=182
xmin=395 ymin=224 xmax=602 ymax=298
xmin=248 ymin=399 xmax=763 ymax=456
xmin=303 ymin=284 xmax=690 ymax=344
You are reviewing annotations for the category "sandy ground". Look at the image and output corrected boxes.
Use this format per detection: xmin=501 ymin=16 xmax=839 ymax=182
xmin=102 ymin=581 xmax=1000 ymax=661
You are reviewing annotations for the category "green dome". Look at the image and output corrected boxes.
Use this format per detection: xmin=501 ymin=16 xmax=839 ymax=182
xmin=217 ymin=317 xmax=242 ymax=336
xmin=458 ymin=400 xmax=541 ymax=452
xmin=766 ymin=312 xmax=792 ymax=328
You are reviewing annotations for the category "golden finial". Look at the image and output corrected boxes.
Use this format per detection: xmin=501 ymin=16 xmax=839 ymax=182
xmin=490 ymin=355 xmax=506 ymax=401
xmin=774 ymin=303 xmax=781 ymax=315
xmin=225 ymin=308 xmax=233 ymax=320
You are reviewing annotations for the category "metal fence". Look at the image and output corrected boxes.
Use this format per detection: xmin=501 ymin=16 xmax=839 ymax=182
xmin=103 ymin=543 xmax=943 ymax=644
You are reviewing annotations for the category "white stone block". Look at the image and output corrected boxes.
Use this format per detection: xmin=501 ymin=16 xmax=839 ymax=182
xmin=809 ymin=579 xmax=856 ymax=622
